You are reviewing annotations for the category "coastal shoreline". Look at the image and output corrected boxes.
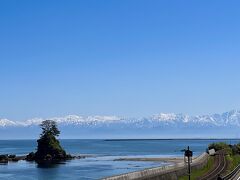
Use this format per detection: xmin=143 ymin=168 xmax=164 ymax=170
xmin=0 ymin=154 xmax=92 ymax=163
xmin=104 ymin=153 xmax=209 ymax=180
xmin=114 ymin=157 xmax=184 ymax=163
xmin=1 ymin=153 xmax=196 ymax=164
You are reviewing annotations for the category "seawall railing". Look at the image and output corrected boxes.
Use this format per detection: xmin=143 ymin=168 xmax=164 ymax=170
xmin=103 ymin=152 xmax=209 ymax=180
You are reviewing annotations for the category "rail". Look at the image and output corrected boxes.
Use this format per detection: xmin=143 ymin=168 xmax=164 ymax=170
xmin=198 ymin=150 xmax=227 ymax=180
xmin=221 ymin=163 xmax=240 ymax=180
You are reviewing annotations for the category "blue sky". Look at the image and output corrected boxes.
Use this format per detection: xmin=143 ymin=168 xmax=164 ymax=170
xmin=0 ymin=0 xmax=240 ymax=120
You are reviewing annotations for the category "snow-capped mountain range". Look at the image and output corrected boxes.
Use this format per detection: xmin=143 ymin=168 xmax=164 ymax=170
xmin=1 ymin=110 xmax=240 ymax=127
xmin=1 ymin=110 xmax=240 ymax=139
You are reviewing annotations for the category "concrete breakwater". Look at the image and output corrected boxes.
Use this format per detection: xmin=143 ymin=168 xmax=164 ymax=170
xmin=103 ymin=153 xmax=209 ymax=180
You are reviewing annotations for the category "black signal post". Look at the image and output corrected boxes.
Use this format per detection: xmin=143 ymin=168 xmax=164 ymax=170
xmin=184 ymin=146 xmax=193 ymax=180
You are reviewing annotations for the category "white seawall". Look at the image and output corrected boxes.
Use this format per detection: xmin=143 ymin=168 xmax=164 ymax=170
xmin=103 ymin=153 xmax=209 ymax=180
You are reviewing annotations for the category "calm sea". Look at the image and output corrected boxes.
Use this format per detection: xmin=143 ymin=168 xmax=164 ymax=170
xmin=0 ymin=139 xmax=239 ymax=180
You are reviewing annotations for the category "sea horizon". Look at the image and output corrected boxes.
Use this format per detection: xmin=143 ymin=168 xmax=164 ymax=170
xmin=1 ymin=138 xmax=240 ymax=140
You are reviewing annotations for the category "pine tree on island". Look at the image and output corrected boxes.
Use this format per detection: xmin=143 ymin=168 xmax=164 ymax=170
xmin=27 ymin=120 xmax=72 ymax=163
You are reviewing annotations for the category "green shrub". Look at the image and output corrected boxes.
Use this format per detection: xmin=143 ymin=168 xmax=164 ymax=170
xmin=33 ymin=120 xmax=69 ymax=163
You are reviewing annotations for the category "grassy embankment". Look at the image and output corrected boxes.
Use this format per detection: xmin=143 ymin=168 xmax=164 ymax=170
xmin=208 ymin=142 xmax=240 ymax=174
xmin=179 ymin=142 xmax=240 ymax=180
xmin=179 ymin=156 xmax=214 ymax=180
xmin=226 ymin=154 xmax=240 ymax=173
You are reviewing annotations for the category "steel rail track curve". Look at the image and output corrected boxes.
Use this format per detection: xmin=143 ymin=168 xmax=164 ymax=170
xmin=198 ymin=150 xmax=227 ymax=180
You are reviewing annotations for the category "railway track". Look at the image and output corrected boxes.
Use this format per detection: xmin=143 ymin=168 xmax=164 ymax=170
xmin=198 ymin=150 xmax=227 ymax=180
xmin=220 ymin=163 xmax=240 ymax=180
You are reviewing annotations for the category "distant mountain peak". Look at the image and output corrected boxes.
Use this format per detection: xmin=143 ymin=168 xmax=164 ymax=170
xmin=1 ymin=110 xmax=240 ymax=127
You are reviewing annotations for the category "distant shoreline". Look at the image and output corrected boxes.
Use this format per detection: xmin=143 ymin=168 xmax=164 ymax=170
xmin=114 ymin=157 xmax=183 ymax=163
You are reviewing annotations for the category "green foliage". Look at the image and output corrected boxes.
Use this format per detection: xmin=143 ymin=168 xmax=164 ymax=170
xmin=232 ymin=155 xmax=240 ymax=169
xmin=208 ymin=142 xmax=240 ymax=156
xmin=34 ymin=120 xmax=68 ymax=162
xmin=208 ymin=142 xmax=229 ymax=151
xmin=40 ymin=120 xmax=60 ymax=137
xmin=227 ymin=154 xmax=240 ymax=171
xmin=224 ymin=154 xmax=240 ymax=176
xmin=208 ymin=142 xmax=232 ymax=155
xmin=230 ymin=143 xmax=240 ymax=155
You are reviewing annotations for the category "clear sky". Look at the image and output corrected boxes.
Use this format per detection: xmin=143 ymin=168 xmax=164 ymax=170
xmin=1 ymin=0 xmax=240 ymax=120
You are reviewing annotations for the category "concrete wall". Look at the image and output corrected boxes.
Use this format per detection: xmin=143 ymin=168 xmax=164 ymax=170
xmin=103 ymin=153 xmax=209 ymax=180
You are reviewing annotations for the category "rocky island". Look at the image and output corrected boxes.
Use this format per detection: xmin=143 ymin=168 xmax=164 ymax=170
xmin=26 ymin=120 xmax=72 ymax=163
xmin=0 ymin=120 xmax=83 ymax=164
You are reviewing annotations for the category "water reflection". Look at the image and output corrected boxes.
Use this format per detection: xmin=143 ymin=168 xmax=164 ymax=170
xmin=37 ymin=162 xmax=63 ymax=168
